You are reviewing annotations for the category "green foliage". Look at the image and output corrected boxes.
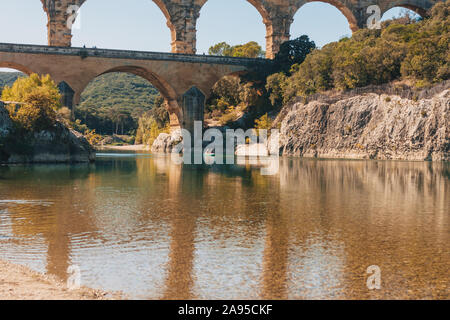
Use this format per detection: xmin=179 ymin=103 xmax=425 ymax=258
xmin=266 ymin=72 xmax=288 ymax=106
xmin=75 ymin=72 xmax=160 ymax=135
xmin=147 ymin=95 xmax=170 ymax=128
xmin=2 ymin=73 xmax=61 ymax=108
xmin=135 ymin=95 xmax=170 ymax=146
xmin=1 ymin=74 xmax=61 ymax=132
xmin=84 ymin=129 xmax=102 ymax=145
xmin=219 ymin=111 xmax=239 ymax=126
xmin=208 ymin=41 xmax=265 ymax=58
xmin=208 ymin=42 xmax=233 ymax=56
xmin=254 ymin=113 xmax=272 ymax=130
xmin=205 ymin=74 xmax=267 ymax=127
xmin=207 ymin=76 xmax=241 ymax=113
xmin=273 ymin=35 xmax=317 ymax=74
xmin=135 ymin=113 xmax=170 ymax=146
xmin=267 ymin=2 xmax=450 ymax=107
xmin=0 ymin=72 xmax=24 ymax=92
xmin=71 ymin=119 xmax=90 ymax=134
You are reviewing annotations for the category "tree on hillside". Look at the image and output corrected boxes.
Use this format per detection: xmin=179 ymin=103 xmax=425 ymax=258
xmin=273 ymin=35 xmax=316 ymax=74
xmin=1 ymin=74 xmax=61 ymax=131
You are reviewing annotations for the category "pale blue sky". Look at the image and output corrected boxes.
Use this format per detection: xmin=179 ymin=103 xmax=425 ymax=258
xmin=0 ymin=0 xmax=409 ymax=57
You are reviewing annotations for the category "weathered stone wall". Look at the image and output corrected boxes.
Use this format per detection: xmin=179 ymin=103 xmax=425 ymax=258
xmin=40 ymin=0 xmax=442 ymax=58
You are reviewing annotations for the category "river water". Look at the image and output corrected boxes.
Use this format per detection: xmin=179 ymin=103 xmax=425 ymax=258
xmin=0 ymin=153 xmax=448 ymax=299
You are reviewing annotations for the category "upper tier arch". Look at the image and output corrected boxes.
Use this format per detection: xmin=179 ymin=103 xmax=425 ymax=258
xmin=293 ymin=1 xmax=359 ymax=32
xmin=39 ymin=0 xmax=443 ymax=58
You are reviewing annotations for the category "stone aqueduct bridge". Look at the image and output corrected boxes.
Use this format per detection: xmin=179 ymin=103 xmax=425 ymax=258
xmin=41 ymin=0 xmax=440 ymax=58
xmin=0 ymin=43 xmax=270 ymax=131
xmin=0 ymin=0 xmax=442 ymax=131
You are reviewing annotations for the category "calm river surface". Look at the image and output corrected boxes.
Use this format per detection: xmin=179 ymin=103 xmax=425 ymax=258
xmin=0 ymin=153 xmax=448 ymax=299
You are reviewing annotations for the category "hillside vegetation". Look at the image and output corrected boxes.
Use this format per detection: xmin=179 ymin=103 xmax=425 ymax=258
xmin=76 ymin=72 xmax=160 ymax=135
xmin=0 ymin=72 xmax=24 ymax=93
xmin=267 ymin=2 xmax=450 ymax=107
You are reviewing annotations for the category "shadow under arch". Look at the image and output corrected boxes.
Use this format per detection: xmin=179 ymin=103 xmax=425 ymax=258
xmin=0 ymin=62 xmax=35 ymax=76
xmin=294 ymin=0 xmax=359 ymax=32
xmin=381 ymin=0 xmax=429 ymax=18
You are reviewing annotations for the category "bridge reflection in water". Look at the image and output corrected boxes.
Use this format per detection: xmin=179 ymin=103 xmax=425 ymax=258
xmin=0 ymin=155 xmax=448 ymax=299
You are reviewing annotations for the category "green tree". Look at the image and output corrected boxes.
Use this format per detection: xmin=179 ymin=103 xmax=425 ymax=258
xmin=1 ymin=74 xmax=61 ymax=131
xmin=254 ymin=113 xmax=272 ymax=130
xmin=273 ymin=35 xmax=316 ymax=74
xmin=208 ymin=41 xmax=264 ymax=58
xmin=230 ymin=41 xmax=265 ymax=58
xmin=147 ymin=95 xmax=170 ymax=128
xmin=208 ymin=42 xmax=233 ymax=56
xmin=2 ymin=73 xmax=61 ymax=109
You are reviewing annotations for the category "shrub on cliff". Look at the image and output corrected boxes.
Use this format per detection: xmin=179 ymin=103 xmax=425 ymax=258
xmin=1 ymin=74 xmax=61 ymax=132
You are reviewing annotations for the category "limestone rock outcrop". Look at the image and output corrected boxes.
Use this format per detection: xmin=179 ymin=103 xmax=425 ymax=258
xmin=278 ymin=91 xmax=449 ymax=161
xmin=151 ymin=129 xmax=183 ymax=153
xmin=235 ymin=143 xmax=269 ymax=157
xmin=0 ymin=103 xmax=95 ymax=164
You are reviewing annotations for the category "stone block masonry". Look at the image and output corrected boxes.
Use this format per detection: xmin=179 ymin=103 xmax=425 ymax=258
xmin=40 ymin=0 xmax=440 ymax=59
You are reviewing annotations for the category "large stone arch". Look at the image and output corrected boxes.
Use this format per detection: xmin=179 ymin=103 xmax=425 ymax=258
xmin=0 ymin=62 xmax=35 ymax=75
xmin=74 ymin=65 xmax=181 ymax=127
xmin=41 ymin=0 xmax=176 ymax=49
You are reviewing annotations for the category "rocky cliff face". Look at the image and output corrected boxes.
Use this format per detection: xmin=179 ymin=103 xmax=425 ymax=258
xmin=0 ymin=103 xmax=95 ymax=164
xmin=279 ymin=90 xmax=449 ymax=161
